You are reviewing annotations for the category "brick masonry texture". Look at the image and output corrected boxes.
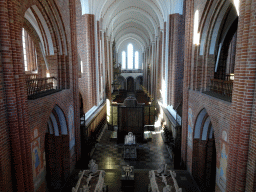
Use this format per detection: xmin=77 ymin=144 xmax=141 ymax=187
xmin=2 ymin=0 xmax=256 ymax=191
xmin=0 ymin=0 xmax=84 ymax=191
xmin=168 ymin=13 xmax=185 ymax=109
xmin=0 ymin=0 xmax=108 ymax=191
xmin=181 ymin=0 xmax=256 ymax=191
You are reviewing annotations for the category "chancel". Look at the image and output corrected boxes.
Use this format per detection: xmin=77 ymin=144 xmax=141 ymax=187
xmin=0 ymin=0 xmax=255 ymax=192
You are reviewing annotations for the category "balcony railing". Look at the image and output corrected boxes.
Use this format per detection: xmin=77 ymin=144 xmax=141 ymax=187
xmin=121 ymin=69 xmax=143 ymax=73
xmin=26 ymin=77 xmax=59 ymax=99
xmin=210 ymin=79 xmax=233 ymax=97
xmin=25 ymin=74 xmax=38 ymax=80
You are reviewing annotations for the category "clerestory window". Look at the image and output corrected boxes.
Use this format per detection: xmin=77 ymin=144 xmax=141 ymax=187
xmin=128 ymin=44 xmax=133 ymax=69
xmin=122 ymin=44 xmax=139 ymax=70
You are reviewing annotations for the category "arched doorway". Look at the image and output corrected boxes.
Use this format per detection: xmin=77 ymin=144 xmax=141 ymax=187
xmin=45 ymin=106 xmax=70 ymax=190
xmin=135 ymin=76 xmax=143 ymax=90
xmin=192 ymin=109 xmax=216 ymax=192
xmin=117 ymin=76 xmax=126 ymax=90
xmin=127 ymin=77 xmax=134 ymax=92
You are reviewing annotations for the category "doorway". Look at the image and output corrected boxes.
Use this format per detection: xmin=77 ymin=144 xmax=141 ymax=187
xmin=127 ymin=77 xmax=134 ymax=92
xmin=45 ymin=106 xmax=70 ymax=190
xmin=192 ymin=109 xmax=216 ymax=192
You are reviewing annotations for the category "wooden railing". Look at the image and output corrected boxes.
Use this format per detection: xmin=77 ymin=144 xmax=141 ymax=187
xmin=25 ymin=74 xmax=38 ymax=81
xmin=210 ymin=79 xmax=233 ymax=97
xmin=26 ymin=77 xmax=57 ymax=98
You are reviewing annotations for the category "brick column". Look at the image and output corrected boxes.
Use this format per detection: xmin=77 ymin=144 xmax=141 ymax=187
xmin=226 ymin=0 xmax=256 ymax=191
xmin=101 ymin=30 xmax=106 ymax=99
xmin=156 ymin=32 xmax=163 ymax=100
xmin=182 ymin=0 xmax=193 ymax=165
xmin=69 ymin=0 xmax=81 ymax=161
xmin=150 ymin=43 xmax=154 ymax=94
xmin=77 ymin=14 xmax=97 ymax=112
xmin=144 ymin=48 xmax=148 ymax=88
xmin=0 ymin=0 xmax=34 ymax=191
xmin=167 ymin=13 xmax=185 ymax=109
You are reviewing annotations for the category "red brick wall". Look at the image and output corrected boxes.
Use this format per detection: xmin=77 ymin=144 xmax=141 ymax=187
xmin=182 ymin=0 xmax=193 ymax=165
xmin=0 ymin=63 xmax=13 ymax=191
xmin=0 ymin=0 xmax=34 ymax=191
xmin=186 ymin=90 xmax=232 ymax=168
xmin=167 ymin=13 xmax=185 ymax=109
xmin=156 ymin=32 xmax=162 ymax=100
xmin=226 ymin=0 xmax=256 ymax=191
xmin=77 ymin=12 xmax=98 ymax=113
xmin=0 ymin=0 xmax=80 ymax=191
xmin=182 ymin=1 xmax=256 ymax=191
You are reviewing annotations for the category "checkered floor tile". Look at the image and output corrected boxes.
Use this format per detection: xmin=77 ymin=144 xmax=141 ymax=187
xmin=91 ymin=127 xmax=173 ymax=170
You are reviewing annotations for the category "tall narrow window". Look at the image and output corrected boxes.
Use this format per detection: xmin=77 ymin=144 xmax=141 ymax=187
xmin=193 ymin=10 xmax=200 ymax=45
xmin=22 ymin=28 xmax=38 ymax=72
xmin=81 ymin=61 xmax=83 ymax=73
xmin=22 ymin=28 xmax=28 ymax=71
xmin=135 ymin=51 xmax=139 ymax=69
xmin=122 ymin=51 xmax=126 ymax=69
xmin=128 ymin=44 xmax=133 ymax=69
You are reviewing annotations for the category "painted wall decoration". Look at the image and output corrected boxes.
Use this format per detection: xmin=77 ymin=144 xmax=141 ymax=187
xmin=216 ymin=131 xmax=228 ymax=192
xmin=187 ymin=108 xmax=193 ymax=148
xmin=68 ymin=105 xmax=75 ymax=149
xmin=31 ymin=128 xmax=44 ymax=179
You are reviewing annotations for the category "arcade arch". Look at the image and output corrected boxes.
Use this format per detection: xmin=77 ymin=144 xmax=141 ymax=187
xmin=192 ymin=109 xmax=216 ymax=192
xmin=45 ymin=106 xmax=70 ymax=190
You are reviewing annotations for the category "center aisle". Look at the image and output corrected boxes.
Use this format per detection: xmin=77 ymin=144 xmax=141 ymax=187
xmin=90 ymin=125 xmax=173 ymax=191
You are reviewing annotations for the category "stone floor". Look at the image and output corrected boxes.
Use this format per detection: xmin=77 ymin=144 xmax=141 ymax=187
xmin=65 ymin=125 xmax=200 ymax=192
xmin=83 ymin=126 xmax=172 ymax=191
xmin=91 ymin=127 xmax=172 ymax=170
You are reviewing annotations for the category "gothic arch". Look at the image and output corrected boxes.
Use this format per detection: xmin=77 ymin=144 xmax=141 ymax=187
xmin=194 ymin=1 xmax=239 ymax=90
xmin=22 ymin=1 xmax=70 ymax=89
xmin=117 ymin=75 xmax=126 ymax=90
xmin=135 ymin=76 xmax=143 ymax=90
xmin=45 ymin=105 xmax=70 ymax=190
xmin=192 ymin=108 xmax=216 ymax=192
xmin=126 ymin=76 xmax=135 ymax=92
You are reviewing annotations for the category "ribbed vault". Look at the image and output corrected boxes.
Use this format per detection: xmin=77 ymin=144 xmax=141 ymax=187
xmin=79 ymin=0 xmax=184 ymax=52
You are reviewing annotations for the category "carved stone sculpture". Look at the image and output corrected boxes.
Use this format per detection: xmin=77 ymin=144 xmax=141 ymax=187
xmin=125 ymin=132 xmax=136 ymax=145
xmin=88 ymin=159 xmax=98 ymax=173
xmin=123 ymin=165 xmax=133 ymax=177
xmin=157 ymin=164 xmax=168 ymax=175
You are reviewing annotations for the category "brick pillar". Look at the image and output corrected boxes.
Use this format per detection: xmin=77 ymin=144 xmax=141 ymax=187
xmin=167 ymin=13 xmax=185 ymax=109
xmin=0 ymin=0 xmax=34 ymax=191
xmin=163 ymin=22 xmax=166 ymax=81
xmin=144 ymin=49 xmax=147 ymax=88
xmin=69 ymin=0 xmax=81 ymax=161
xmin=181 ymin=0 xmax=193 ymax=166
xmin=156 ymin=32 xmax=162 ymax=100
xmin=77 ymin=14 xmax=97 ymax=112
xmin=226 ymin=0 xmax=256 ymax=191
xmin=104 ymin=33 xmax=110 ymax=99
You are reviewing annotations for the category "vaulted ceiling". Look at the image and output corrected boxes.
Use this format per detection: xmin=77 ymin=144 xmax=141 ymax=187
xmin=80 ymin=0 xmax=184 ymax=52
